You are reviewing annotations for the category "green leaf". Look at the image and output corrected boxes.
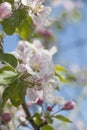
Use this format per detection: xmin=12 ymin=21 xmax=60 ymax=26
xmin=61 ymin=12 xmax=68 ymax=19
xmin=72 ymin=10 xmax=82 ymax=22
xmin=16 ymin=16 xmax=34 ymax=40
xmin=55 ymin=115 xmax=72 ymax=123
xmin=66 ymin=73 xmax=77 ymax=82
xmin=46 ymin=118 xmax=53 ymax=124
xmin=42 ymin=125 xmax=54 ymax=130
xmin=0 ymin=53 xmax=18 ymax=68
xmin=2 ymin=86 xmax=11 ymax=105
xmin=1 ymin=11 xmax=19 ymax=35
xmin=18 ymin=9 xmax=28 ymax=23
xmin=55 ymin=65 xmax=67 ymax=72
xmin=0 ymin=66 xmax=18 ymax=85
xmin=55 ymin=20 xmax=64 ymax=30
xmin=2 ymin=80 xmax=27 ymax=107
xmin=0 ymin=0 xmax=2 ymax=3
xmin=32 ymin=113 xmax=43 ymax=125
xmin=55 ymin=72 xmax=68 ymax=82
xmin=1 ymin=9 xmax=28 ymax=35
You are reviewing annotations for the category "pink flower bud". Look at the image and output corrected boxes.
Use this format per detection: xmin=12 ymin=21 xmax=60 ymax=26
xmin=38 ymin=29 xmax=52 ymax=37
xmin=37 ymin=98 xmax=43 ymax=106
xmin=0 ymin=2 xmax=12 ymax=19
xmin=63 ymin=100 xmax=76 ymax=110
xmin=47 ymin=106 xmax=52 ymax=112
xmin=1 ymin=113 xmax=11 ymax=124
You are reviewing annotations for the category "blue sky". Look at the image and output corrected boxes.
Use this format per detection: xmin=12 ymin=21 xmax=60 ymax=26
xmin=53 ymin=5 xmax=87 ymax=66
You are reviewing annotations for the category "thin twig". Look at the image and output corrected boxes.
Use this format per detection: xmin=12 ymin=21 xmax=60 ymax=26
xmin=22 ymin=102 xmax=39 ymax=130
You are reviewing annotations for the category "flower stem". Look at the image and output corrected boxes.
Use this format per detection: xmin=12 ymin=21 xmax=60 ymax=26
xmin=22 ymin=102 xmax=38 ymax=130
xmin=51 ymin=108 xmax=63 ymax=117
xmin=22 ymin=101 xmax=48 ymax=130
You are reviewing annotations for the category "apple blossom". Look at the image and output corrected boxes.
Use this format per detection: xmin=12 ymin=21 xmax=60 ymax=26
xmin=21 ymin=0 xmax=51 ymax=26
xmin=62 ymin=100 xmax=76 ymax=110
xmin=0 ymin=2 xmax=12 ymax=20
xmin=12 ymin=39 xmax=65 ymax=106
xmin=12 ymin=39 xmax=55 ymax=76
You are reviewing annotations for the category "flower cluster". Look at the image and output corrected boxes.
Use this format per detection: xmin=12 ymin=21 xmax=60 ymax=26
xmin=15 ymin=0 xmax=51 ymax=26
xmin=0 ymin=0 xmax=51 ymax=26
xmin=12 ymin=39 xmax=65 ymax=106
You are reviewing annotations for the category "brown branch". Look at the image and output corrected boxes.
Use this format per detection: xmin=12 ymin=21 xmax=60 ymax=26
xmin=22 ymin=101 xmax=49 ymax=130
xmin=22 ymin=102 xmax=39 ymax=130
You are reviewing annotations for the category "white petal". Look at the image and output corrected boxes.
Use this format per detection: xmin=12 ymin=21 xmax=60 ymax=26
xmin=54 ymin=97 xmax=65 ymax=106
xmin=21 ymin=0 xmax=31 ymax=5
xmin=40 ymin=7 xmax=51 ymax=19
xmin=43 ymin=19 xmax=52 ymax=26
xmin=49 ymin=46 xmax=57 ymax=55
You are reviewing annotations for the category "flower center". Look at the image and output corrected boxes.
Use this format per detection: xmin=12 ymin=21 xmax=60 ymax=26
xmin=33 ymin=63 xmax=40 ymax=71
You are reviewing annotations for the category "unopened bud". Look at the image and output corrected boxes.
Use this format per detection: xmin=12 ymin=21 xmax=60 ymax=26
xmin=47 ymin=106 xmax=52 ymax=112
xmin=1 ymin=113 xmax=11 ymax=124
xmin=38 ymin=30 xmax=52 ymax=37
xmin=62 ymin=100 xmax=76 ymax=110
xmin=37 ymin=98 xmax=43 ymax=106
xmin=0 ymin=2 xmax=12 ymax=19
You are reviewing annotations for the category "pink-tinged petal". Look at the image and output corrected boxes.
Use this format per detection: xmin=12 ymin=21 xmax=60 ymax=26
xmin=40 ymin=7 xmax=51 ymax=18
xmin=1 ymin=113 xmax=11 ymax=124
xmin=62 ymin=100 xmax=76 ymax=110
xmin=0 ymin=2 xmax=12 ymax=19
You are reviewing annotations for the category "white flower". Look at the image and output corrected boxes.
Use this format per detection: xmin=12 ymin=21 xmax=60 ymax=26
xmin=22 ymin=0 xmax=51 ymax=26
xmin=27 ymin=82 xmax=65 ymax=105
xmin=26 ymin=88 xmax=43 ymax=103
xmin=13 ymin=39 xmax=64 ymax=105
xmin=14 ymin=40 xmax=55 ymax=76
xmin=43 ymin=80 xmax=65 ymax=105
xmin=14 ymin=109 xmax=28 ymax=128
